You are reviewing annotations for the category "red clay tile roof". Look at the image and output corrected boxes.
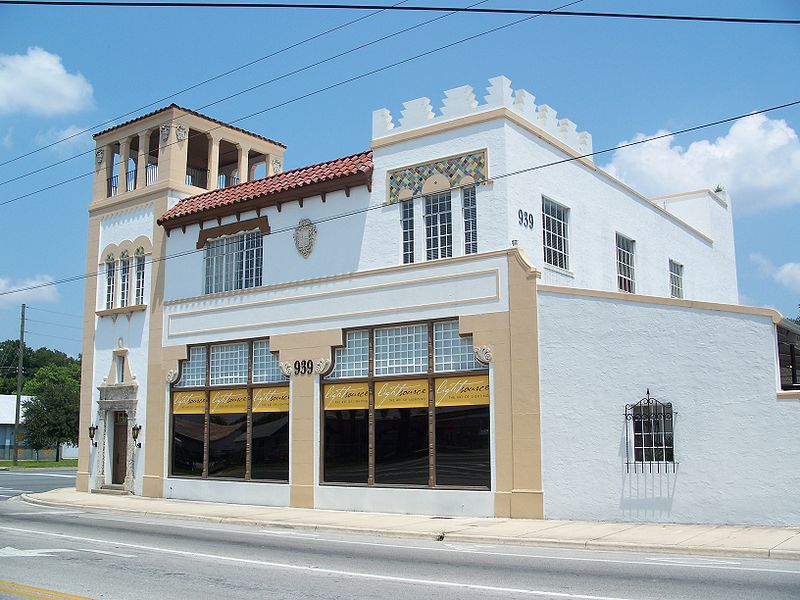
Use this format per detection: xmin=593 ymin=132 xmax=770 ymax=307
xmin=93 ymin=103 xmax=286 ymax=149
xmin=158 ymin=150 xmax=373 ymax=226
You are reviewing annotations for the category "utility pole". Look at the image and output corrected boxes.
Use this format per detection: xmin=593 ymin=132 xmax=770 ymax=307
xmin=12 ymin=304 xmax=25 ymax=465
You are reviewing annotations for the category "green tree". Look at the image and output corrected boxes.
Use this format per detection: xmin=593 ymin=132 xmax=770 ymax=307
xmin=22 ymin=364 xmax=80 ymax=461
xmin=0 ymin=340 xmax=80 ymax=395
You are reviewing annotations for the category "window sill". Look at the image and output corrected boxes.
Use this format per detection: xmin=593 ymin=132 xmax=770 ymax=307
xmin=96 ymin=304 xmax=147 ymax=320
xmin=777 ymin=389 xmax=800 ymax=401
xmin=542 ymin=264 xmax=574 ymax=278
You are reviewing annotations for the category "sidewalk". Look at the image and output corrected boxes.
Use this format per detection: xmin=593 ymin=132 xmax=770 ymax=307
xmin=22 ymin=488 xmax=800 ymax=561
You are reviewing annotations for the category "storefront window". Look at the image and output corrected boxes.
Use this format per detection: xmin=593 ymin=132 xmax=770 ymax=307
xmin=323 ymin=320 xmax=490 ymax=489
xmin=170 ymin=340 xmax=289 ymax=482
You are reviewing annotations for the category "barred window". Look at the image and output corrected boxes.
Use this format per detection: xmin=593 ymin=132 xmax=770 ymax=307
xmin=119 ymin=252 xmax=131 ymax=308
xmin=177 ymin=346 xmax=207 ymax=387
xmin=105 ymin=255 xmax=116 ymax=310
xmin=401 ymin=200 xmax=414 ymax=264
xmin=463 ymin=186 xmax=477 ymax=255
xmin=204 ymin=231 xmax=263 ymax=294
xmin=669 ymin=259 xmax=684 ymax=299
xmin=625 ymin=391 xmax=675 ymax=473
xmin=616 ymin=233 xmax=636 ymax=293
xmin=542 ymin=197 xmax=569 ymax=270
xmin=331 ymin=330 xmax=370 ymax=378
xmin=434 ymin=321 xmax=484 ymax=372
xmin=425 ymin=191 xmax=453 ymax=260
xmin=210 ymin=342 xmax=248 ymax=386
xmin=778 ymin=325 xmax=799 ymax=390
xmin=374 ymin=324 xmax=428 ymax=375
xmin=252 ymin=339 xmax=285 ymax=383
xmin=134 ymin=248 xmax=146 ymax=305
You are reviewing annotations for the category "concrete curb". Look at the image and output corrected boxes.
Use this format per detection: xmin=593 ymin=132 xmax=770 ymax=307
xmin=20 ymin=493 xmax=800 ymax=560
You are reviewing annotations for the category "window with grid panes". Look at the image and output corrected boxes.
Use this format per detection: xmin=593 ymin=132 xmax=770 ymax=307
xmin=204 ymin=231 xmax=263 ymax=294
xmin=425 ymin=191 xmax=453 ymax=260
xmin=669 ymin=259 xmax=684 ymax=299
xmin=119 ymin=252 xmax=131 ymax=308
xmin=374 ymin=324 xmax=428 ymax=375
xmin=401 ymin=200 xmax=414 ymax=264
xmin=330 ymin=330 xmax=370 ymax=378
xmin=626 ymin=399 xmax=675 ymax=470
xmin=252 ymin=340 xmax=285 ymax=383
xmin=434 ymin=321 xmax=483 ymax=372
xmin=134 ymin=249 xmax=146 ymax=305
xmin=542 ymin=197 xmax=569 ymax=270
xmin=176 ymin=346 xmax=207 ymax=387
xmin=210 ymin=342 xmax=248 ymax=386
xmin=105 ymin=256 xmax=116 ymax=310
xmin=463 ymin=186 xmax=477 ymax=255
xmin=616 ymin=233 xmax=636 ymax=293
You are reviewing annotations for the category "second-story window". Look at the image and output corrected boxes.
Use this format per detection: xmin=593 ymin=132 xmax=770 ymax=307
xmin=401 ymin=200 xmax=415 ymax=264
xmin=105 ymin=254 xmax=116 ymax=310
xmin=542 ymin=197 xmax=569 ymax=270
xmin=425 ymin=191 xmax=452 ymax=260
xmin=616 ymin=233 xmax=636 ymax=294
xmin=204 ymin=231 xmax=263 ymax=294
xmin=134 ymin=248 xmax=146 ymax=305
xmin=669 ymin=259 xmax=684 ymax=299
xmin=119 ymin=251 xmax=130 ymax=308
xmin=463 ymin=186 xmax=477 ymax=255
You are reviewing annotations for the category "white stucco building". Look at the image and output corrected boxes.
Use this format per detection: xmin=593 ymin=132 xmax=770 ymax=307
xmin=78 ymin=77 xmax=800 ymax=526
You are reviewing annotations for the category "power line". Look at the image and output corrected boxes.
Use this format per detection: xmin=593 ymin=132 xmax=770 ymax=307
xmin=0 ymin=0 xmax=582 ymax=207
xmin=0 ymin=0 xmax=483 ymax=188
xmin=2 ymin=2 xmax=798 ymax=25
xmin=0 ymin=0 xmax=409 ymax=170
xmin=24 ymin=330 xmax=83 ymax=344
xmin=0 ymin=98 xmax=797 ymax=300
xmin=25 ymin=318 xmax=84 ymax=331
xmin=26 ymin=306 xmax=83 ymax=319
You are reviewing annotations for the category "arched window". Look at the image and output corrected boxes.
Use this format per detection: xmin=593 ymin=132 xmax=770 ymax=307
xmin=134 ymin=247 xmax=146 ymax=305
xmin=119 ymin=250 xmax=130 ymax=308
xmin=104 ymin=253 xmax=116 ymax=310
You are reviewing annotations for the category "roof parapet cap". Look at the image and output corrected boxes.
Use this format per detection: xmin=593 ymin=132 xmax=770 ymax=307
xmin=372 ymin=75 xmax=592 ymax=159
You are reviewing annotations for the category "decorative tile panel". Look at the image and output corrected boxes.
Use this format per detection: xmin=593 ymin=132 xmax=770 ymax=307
xmin=387 ymin=150 xmax=487 ymax=204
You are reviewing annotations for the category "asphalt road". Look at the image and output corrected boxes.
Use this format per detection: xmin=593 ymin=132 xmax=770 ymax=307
xmin=0 ymin=493 xmax=798 ymax=600
xmin=0 ymin=468 xmax=76 ymax=500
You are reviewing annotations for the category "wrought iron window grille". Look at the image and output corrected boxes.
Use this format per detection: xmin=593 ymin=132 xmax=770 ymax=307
xmin=625 ymin=389 xmax=677 ymax=474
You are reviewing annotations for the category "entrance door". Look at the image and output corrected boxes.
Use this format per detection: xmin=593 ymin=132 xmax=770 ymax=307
xmin=112 ymin=411 xmax=128 ymax=485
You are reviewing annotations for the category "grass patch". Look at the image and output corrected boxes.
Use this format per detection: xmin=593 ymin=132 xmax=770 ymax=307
xmin=0 ymin=459 xmax=77 ymax=469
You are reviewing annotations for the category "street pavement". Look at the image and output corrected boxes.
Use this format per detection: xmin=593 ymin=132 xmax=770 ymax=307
xmin=1 ymin=496 xmax=799 ymax=600
xmin=0 ymin=468 xmax=76 ymax=501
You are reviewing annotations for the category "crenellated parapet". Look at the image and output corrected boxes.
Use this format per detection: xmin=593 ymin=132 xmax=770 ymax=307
xmin=372 ymin=76 xmax=593 ymax=159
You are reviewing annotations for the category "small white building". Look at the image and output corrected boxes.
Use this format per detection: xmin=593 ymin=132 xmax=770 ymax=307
xmin=77 ymin=78 xmax=800 ymax=525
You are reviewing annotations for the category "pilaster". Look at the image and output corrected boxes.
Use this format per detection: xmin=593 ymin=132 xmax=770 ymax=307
xmin=136 ymin=131 xmax=149 ymax=189
xmin=237 ymin=144 xmax=250 ymax=184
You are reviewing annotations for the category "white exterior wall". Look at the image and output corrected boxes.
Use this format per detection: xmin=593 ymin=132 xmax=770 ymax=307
xmin=91 ymin=205 xmax=154 ymax=494
xmin=537 ymin=290 xmax=799 ymax=526
xmin=502 ymin=124 xmax=738 ymax=303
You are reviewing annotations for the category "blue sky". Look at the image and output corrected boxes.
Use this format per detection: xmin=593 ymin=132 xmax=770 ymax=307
xmin=0 ymin=0 xmax=798 ymax=358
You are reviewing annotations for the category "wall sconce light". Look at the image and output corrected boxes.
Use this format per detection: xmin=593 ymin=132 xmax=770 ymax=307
xmin=131 ymin=424 xmax=142 ymax=448
xmin=88 ymin=425 xmax=98 ymax=447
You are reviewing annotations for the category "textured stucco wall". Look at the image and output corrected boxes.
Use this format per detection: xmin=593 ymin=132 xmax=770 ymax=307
xmin=537 ymin=290 xmax=798 ymax=526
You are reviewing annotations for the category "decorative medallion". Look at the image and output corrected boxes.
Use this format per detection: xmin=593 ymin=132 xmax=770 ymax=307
xmin=95 ymin=148 xmax=105 ymax=164
xmin=387 ymin=150 xmax=487 ymax=204
xmin=160 ymin=124 xmax=171 ymax=143
xmin=175 ymin=124 xmax=188 ymax=142
xmin=165 ymin=369 xmax=180 ymax=384
xmin=474 ymin=345 xmax=493 ymax=364
xmin=279 ymin=361 xmax=294 ymax=377
xmin=314 ymin=358 xmax=332 ymax=375
xmin=293 ymin=218 xmax=317 ymax=259
xmin=271 ymin=159 xmax=283 ymax=174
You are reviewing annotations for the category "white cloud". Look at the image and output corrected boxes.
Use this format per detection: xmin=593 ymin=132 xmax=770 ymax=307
xmin=34 ymin=124 xmax=92 ymax=157
xmin=0 ymin=47 xmax=93 ymax=115
xmin=604 ymin=114 xmax=800 ymax=214
xmin=1 ymin=128 xmax=12 ymax=148
xmin=0 ymin=275 xmax=59 ymax=309
xmin=750 ymin=253 xmax=800 ymax=294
